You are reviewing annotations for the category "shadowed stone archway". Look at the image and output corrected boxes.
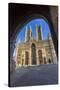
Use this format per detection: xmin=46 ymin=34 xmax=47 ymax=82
xmin=8 ymin=3 xmax=58 ymax=87
xmin=9 ymin=3 xmax=58 ymax=57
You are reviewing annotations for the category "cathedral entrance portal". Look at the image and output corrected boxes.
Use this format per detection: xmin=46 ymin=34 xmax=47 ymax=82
xmin=25 ymin=51 xmax=29 ymax=65
xmin=38 ymin=50 xmax=42 ymax=64
xmin=31 ymin=43 xmax=36 ymax=65
xmin=44 ymin=57 xmax=46 ymax=64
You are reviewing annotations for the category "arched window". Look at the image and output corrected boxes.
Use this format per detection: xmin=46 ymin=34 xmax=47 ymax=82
xmin=31 ymin=43 xmax=36 ymax=65
xmin=38 ymin=50 xmax=42 ymax=64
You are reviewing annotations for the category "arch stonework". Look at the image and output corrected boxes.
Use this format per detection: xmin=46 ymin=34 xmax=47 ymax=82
xmin=9 ymin=3 xmax=58 ymax=74
xmin=9 ymin=4 xmax=58 ymax=58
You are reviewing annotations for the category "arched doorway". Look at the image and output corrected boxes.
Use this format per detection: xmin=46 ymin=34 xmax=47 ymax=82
xmin=9 ymin=3 xmax=58 ymax=69
xmin=31 ymin=43 xmax=36 ymax=65
xmin=43 ymin=57 xmax=46 ymax=64
xmin=25 ymin=51 xmax=29 ymax=65
xmin=48 ymin=58 xmax=51 ymax=64
xmin=38 ymin=50 xmax=42 ymax=64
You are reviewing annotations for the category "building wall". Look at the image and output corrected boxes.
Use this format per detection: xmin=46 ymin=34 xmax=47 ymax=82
xmin=15 ymin=38 xmax=57 ymax=68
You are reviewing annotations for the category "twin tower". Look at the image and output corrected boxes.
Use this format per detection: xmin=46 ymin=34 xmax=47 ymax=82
xmin=25 ymin=24 xmax=43 ymax=42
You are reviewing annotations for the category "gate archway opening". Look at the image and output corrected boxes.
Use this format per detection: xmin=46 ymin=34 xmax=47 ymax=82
xmin=13 ymin=17 xmax=57 ymax=66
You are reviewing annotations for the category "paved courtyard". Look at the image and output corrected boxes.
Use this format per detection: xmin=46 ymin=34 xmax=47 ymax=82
xmin=10 ymin=64 xmax=58 ymax=87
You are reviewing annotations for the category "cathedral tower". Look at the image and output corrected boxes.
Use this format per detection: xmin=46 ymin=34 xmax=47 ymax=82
xmin=36 ymin=24 xmax=39 ymax=41
xmin=25 ymin=26 xmax=33 ymax=42
xmin=25 ymin=26 xmax=28 ymax=42
xmin=36 ymin=24 xmax=43 ymax=41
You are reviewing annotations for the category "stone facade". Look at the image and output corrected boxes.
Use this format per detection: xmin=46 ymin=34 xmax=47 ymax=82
xmin=15 ymin=25 xmax=57 ymax=68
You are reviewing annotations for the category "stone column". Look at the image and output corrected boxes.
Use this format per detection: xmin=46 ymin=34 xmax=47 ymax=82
xmin=25 ymin=26 xmax=28 ymax=42
xmin=24 ymin=51 xmax=25 ymax=66
xmin=21 ymin=53 xmax=22 ymax=66
xmin=45 ymin=48 xmax=49 ymax=64
xmin=42 ymin=48 xmax=46 ymax=64
xmin=10 ymin=39 xmax=16 ymax=71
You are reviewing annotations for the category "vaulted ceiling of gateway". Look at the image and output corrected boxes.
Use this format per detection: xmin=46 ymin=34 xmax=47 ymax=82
xmin=8 ymin=3 xmax=58 ymax=56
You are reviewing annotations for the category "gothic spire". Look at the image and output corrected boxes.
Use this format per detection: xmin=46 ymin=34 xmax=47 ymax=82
xmin=25 ymin=26 xmax=28 ymax=42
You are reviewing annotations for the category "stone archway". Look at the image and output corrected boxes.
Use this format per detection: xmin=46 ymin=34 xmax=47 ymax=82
xmin=9 ymin=4 xmax=58 ymax=85
xmin=9 ymin=4 xmax=58 ymax=62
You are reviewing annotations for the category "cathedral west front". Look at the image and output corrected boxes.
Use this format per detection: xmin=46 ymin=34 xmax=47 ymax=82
xmin=15 ymin=25 xmax=57 ymax=68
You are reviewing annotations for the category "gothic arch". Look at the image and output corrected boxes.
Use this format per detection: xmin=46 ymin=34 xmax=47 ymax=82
xmin=9 ymin=4 xmax=58 ymax=61
xmin=9 ymin=4 xmax=58 ymax=82
xmin=10 ymin=14 xmax=58 ymax=62
xmin=14 ymin=14 xmax=50 ymax=40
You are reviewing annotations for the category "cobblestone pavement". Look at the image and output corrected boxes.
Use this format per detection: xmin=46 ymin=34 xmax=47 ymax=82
xmin=10 ymin=64 xmax=58 ymax=87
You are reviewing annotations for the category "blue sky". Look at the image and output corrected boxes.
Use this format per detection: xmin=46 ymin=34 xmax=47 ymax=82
xmin=16 ymin=19 xmax=50 ymax=43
